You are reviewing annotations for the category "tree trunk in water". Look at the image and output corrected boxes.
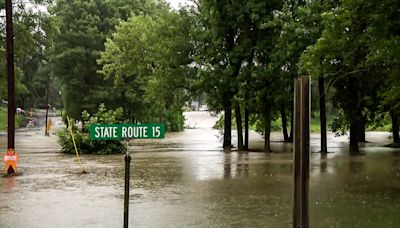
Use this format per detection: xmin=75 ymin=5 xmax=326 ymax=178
xmin=223 ymin=99 xmax=232 ymax=149
xmin=244 ymin=107 xmax=249 ymax=150
xmin=289 ymin=102 xmax=294 ymax=142
xmin=349 ymin=78 xmax=360 ymax=153
xmin=349 ymin=117 xmax=360 ymax=153
xmin=264 ymin=101 xmax=271 ymax=152
xmin=280 ymin=103 xmax=290 ymax=142
xmin=318 ymin=77 xmax=327 ymax=154
xmin=358 ymin=116 xmax=366 ymax=142
xmin=235 ymin=101 xmax=243 ymax=151
xmin=391 ymin=111 xmax=400 ymax=144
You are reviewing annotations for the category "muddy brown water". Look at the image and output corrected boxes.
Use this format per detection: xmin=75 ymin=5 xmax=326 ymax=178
xmin=0 ymin=112 xmax=399 ymax=227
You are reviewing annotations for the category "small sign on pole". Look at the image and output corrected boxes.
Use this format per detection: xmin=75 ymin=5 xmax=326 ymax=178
xmin=90 ymin=123 xmax=165 ymax=228
xmin=4 ymin=148 xmax=18 ymax=174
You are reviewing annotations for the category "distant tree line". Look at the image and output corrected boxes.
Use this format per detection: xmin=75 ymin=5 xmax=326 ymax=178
xmin=193 ymin=0 xmax=399 ymax=153
xmin=1 ymin=0 xmax=399 ymax=152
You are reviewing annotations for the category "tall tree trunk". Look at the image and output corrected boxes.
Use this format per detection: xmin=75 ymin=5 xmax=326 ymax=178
xmin=349 ymin=117 xmax=360 ymax=153
xmin=244 ymin=107 xmax=249 ymax=150
xmin=391 ymin=111 xmax=400 ymax=144
xmin=358 ymin=116 xmax=366 ymax=142
xmin=263 ymin=100 xmax=271 ymax=152
xmin=223 ymin=98 xmax=232 ymax=149
xmin=349 ymin=78 xmax=360 ymax=153
xmin=318 ymin=77 xmax=327 ymax=154
xmin=280 ymin=103 xmax=290 ymax=142
xmin=289 ymin=102 xmax=294 ymax=142
xmin=235 ymin=101 xmax=243 ymax=151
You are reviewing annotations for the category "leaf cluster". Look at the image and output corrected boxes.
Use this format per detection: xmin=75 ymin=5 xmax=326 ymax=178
xmin=57 ymin=103 xmax=127 ymax=155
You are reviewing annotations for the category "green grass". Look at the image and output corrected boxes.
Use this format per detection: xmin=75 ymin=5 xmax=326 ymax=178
xmin=366 ymin=124 xmax=392 ymax=131
xmin=55 ymin=109 xmax=63 ymax=117
xmin=310 ymin=118 xmax=321 ymax=133
xmin=214 ymin=114 xmax=322 ymax=133
xmin=0 ymin=108 xmax=27 ymax=131
xmin=212 ymin=113 xmax=392 ymax=133
xmin=0 ymin=109 xmax=6 ymax=131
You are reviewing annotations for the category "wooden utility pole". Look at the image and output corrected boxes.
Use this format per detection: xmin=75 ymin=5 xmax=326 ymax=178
xmin=6 ymin=0 xmax=15 ymax=152
xmin=293 ymin=76 xmax=310 ymax=228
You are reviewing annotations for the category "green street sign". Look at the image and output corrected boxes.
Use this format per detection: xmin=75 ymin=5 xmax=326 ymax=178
xmin=89 ymin=123 xmax=165 ymax=140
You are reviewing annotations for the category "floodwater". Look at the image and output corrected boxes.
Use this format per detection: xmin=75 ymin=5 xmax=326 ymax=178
xmin=0 ymin=112 xmax=399 ymax=227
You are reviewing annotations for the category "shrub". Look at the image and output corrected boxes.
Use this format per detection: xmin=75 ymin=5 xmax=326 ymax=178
xmin=57 ymin=104 xmax=127 ymax=154
xmin=166 ymin=109 xmax=184 ymax=131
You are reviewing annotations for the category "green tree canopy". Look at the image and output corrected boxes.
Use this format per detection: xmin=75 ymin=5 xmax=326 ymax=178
xmin=300 ymin=0 xmax=399 ymax=152
xmin=98 ymin=9 xmax=196 ymax=130
xmin=50 ymin=0 xmax=168 ymax=119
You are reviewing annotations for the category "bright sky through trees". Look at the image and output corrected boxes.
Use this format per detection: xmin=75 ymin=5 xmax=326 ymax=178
xmin=166 ymin=0 xmax=190 ymax=9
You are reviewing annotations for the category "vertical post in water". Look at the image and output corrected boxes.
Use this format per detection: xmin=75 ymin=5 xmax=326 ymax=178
xmin=59 ymin=90 xmax=63 ymax=118
xmin=318 ymin=76 xmax=327 ymax=154
xmin=6 ymin=0 xmax=15 ymax=156
xmin=124 ymin=152 xmax=131 ymax=228
xmin=45 ymin=78 xmax=50 ymax=136
xmin=293 ymin=76 xmax=310 ymax=228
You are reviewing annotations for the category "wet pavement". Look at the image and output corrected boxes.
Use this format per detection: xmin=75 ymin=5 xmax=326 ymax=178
xmin=0 ymin=112 xmax=399 ymax=227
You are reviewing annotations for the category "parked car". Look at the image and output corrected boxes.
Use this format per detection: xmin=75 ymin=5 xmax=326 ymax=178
xmin=16 ymin=107 xmax=26 ymax=115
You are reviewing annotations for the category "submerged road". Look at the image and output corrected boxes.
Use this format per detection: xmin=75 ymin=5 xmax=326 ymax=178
xmin=0 ymin=111 xmax=399 ymax=227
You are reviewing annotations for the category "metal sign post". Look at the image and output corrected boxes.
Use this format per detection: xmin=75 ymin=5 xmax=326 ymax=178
xmin=124 ymin=148 xmax=131 ymax=228
xmin=89 ymin=123 xmax=165 ymax=228
xmin=293 ymin=76 xmax=310 ymax=228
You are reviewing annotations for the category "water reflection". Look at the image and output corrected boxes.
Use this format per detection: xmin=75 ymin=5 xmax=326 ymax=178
xmin=223 ymin=152 xmax=232 ymax=179
xmin=0 ymin=128 xmax=400 ymax=227
xmin=349 ymin=160 xmax=366 ymax=173
xmin=319 ymin=153 xmax=328 ymax=173
xmin=132 ymin=156 xmax=185 ymax=190
xmin=3 ymin=176 xmax=16 ymax=191
xmin=236 ymin=153 xmax=249 ymax=177
xmin=392 ymin=159 xmax=400 ymax=175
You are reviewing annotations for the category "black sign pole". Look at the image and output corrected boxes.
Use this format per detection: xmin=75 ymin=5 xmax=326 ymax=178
xmin=123 ymin=144 xmax=131 ymax=228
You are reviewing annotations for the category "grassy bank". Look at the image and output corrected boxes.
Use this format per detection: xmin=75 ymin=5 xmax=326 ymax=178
xmin=214 ymin=115 xmax=322 ymax=132
xmin=55 ymin=109 xmax=63 ymax=117
xmin=0 ymin=108 xmax=27 ymax=131
xmin=213 ymin=114 xmax=392 ymax=133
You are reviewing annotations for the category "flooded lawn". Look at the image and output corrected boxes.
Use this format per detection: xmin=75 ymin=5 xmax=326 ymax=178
xmin=0 ymin=119 xmax=399 ymax=227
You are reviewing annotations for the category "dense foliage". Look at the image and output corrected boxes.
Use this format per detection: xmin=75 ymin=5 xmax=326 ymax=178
xmin=98 ymin=9 xmax=195 ymax=131
xmin=57 ymin=104 xmax=127 ymax=154
xmin=2 ymin=0 xmax=399 ymax=152
xmin=0 ymin=0 xmax=57 ymax=108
